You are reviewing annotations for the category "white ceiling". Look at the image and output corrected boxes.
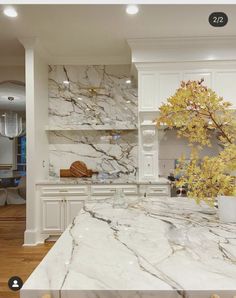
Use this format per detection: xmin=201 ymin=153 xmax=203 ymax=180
xmin=0 ymin=82 xmax=25 ymax=111
xmin=0 ymin=4 xmax=236 ymax=63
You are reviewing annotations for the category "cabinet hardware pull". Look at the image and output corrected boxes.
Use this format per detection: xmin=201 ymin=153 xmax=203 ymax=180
xmin=42 ymin=294 xmax=51 ymax=298
xmin=210 ymin=295 xmax=220 ymax=298
xmin=59 ymin=190 xmax=68 ymax=192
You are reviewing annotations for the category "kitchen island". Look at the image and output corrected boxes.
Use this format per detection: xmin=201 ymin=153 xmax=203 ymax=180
xmin=21 ymin=197 xmax=236 ymax=298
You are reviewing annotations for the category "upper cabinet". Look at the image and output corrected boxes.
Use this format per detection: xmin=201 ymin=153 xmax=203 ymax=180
xmin=213 ymin=71 xmax=236 ymax=109
xmin=183 ymin=72 xmax=212 ymax=87
xmin=138 ymin=69 xmax=236 ymax=111
xmin=159 ymin=72 xmax=181 ymax=108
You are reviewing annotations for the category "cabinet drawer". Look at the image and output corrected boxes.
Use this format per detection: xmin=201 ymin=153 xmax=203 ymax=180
xmin=41 ymin=185 xmax=89 ymax=196
xmin=91 ymin=185 xmax=138 ymax=196
xmin=140 ymin=185 xmax=170 ymax=196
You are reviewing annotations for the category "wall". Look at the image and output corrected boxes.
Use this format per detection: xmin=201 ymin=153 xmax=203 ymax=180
xmin=159 ymin=130 xmax=220 ymax=176
xmin=34 ymin=55 xmax=49 ymax=180
xmin=48 ymin=65 xmax=138 ymax=180
xmin=0 ymin=66 xmax=25 ymax=83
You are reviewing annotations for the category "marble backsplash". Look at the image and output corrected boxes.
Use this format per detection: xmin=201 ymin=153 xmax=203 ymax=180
xmin=49 ymin=131 xmax=138 ymax=179
xmin=48 ymin=65 xmax=138 ymax=129
xmin=48 ymin=65 xmax=138 ymax=180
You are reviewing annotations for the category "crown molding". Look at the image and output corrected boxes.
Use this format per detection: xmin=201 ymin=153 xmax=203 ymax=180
xmin=127 ymin=36 xmax=236 ymax=64
xmin=47 ymin=55 xmax=131 ymax=65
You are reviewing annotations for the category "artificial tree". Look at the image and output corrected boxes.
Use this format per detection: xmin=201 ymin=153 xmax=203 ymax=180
xmin=157 ymin=79 xmax=236 ymax=205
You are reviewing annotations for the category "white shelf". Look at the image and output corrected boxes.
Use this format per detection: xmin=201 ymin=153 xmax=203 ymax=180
xmin=45 ymin=125 xmax=138 ymax=131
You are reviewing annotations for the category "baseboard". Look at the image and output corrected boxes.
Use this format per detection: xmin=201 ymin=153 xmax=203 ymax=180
xmin=24 ymin=229 xmax=48 ymax=245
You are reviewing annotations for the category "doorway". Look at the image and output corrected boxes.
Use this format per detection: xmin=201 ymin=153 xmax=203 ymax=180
xmin=0 ymin=81 xmax=26 ymax=216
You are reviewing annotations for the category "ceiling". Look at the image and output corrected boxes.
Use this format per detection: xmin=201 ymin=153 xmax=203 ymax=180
xmin=0 ymin=82 xmax=25 ymax=111
xmin=0 ymin=4 xmax=236 ymax=63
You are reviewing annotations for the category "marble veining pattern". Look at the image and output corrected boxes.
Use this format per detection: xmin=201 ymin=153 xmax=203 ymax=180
xmin=21 ymin=197 xmax=236 ymax=298
xmin=48 ymin=65 xmax=138 ymax=129
xmin=49 ymin=131 xmax=138 ymax=179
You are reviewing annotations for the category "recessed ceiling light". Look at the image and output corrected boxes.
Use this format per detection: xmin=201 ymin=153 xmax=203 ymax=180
xmin=63 ymin=80 xmax=70 ymax=85
xmin=3 ymin=7 xmax=18 ymax=18
xmin=126 ymin=5 xmax=139 ymax=15
xmin=126 ymin=79 xmax=131 ymax=84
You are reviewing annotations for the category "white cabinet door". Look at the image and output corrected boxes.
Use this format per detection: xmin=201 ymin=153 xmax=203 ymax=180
xmin=42 ymin=197 xmax=64 ymax=234
xmin=65 ymin=198 xmax=84 ymax=227
xmin=214 ymin=71 xmax=236 ymax=109
xmin=139 ymin=71 xmax=158 ymax=111
xmin=183 ymin=72 xmax=212 ymax=87
xmin=159 ymin=72 xmax=181 ymax=107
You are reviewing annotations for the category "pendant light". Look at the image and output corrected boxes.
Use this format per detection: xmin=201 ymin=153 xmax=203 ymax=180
xmin=0 ymin=97 xmax=23 ymax=139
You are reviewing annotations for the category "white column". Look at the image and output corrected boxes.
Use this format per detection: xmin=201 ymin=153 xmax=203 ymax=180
xmin=19 ymin=38 xmax=49 ymax=245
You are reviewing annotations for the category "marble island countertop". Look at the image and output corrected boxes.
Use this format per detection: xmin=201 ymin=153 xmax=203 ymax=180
xmin=21 ymin=197 xmax=236 ymax=298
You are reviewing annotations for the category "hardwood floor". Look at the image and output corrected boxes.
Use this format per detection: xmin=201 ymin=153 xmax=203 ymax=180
xmin=0 ymin=205 xmax=53 ymax=298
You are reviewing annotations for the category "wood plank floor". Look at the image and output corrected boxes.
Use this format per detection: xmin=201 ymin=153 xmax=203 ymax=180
xmin=0 ymin=205 xmax=53 ymax=298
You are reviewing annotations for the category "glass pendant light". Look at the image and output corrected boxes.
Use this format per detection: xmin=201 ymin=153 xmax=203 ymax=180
xmin=0 ymin=111 xmax=23 ymax=139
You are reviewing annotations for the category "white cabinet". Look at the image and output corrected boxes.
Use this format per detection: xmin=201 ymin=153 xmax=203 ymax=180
xmin=41 ymin=196 xmax=84 ymax=234
xmin=90 ymin=185 xmax=138 ymax=200
xmin=140 ymin=184 xmax=170 ymax=196
xmin=66 ymin=198 xmax=84 ymax=226
xmin=159 ymin=72 xmax=181 ymax=107
xmin=214 ymin=71 xmax=236 ymax=109
xmin=183 ymin=72 xmax=212 ymax=87
xmin=42 ymin=197 xmax=65 ymax=234
xmin=41 ymin=185 xmax=88 ymax=196
xmin=139 ymin=71 xmax=158 ymax=111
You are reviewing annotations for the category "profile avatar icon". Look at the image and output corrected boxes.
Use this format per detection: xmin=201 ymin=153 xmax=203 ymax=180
xmin=8 ymin=276 xmax=23 ymax=291
xmin=12 ymin=280 xmax=19 ymax=288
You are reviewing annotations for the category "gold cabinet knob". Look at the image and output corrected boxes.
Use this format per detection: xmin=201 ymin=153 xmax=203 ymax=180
xmin=42 ymin=294 xmax=51 ymax=298
xmin=210 ymin=295 xmax=220 ymax=298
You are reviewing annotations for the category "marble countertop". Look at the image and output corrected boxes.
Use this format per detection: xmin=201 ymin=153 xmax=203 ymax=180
xmin=36 ymin=176 xmax=169 ymax=185
xmin=21 ymin=197 xmax=236 ymax=298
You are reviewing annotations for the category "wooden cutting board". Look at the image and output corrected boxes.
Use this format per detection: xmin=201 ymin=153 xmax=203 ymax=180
xmin=60 ymin=161 xmax=98 ymax=178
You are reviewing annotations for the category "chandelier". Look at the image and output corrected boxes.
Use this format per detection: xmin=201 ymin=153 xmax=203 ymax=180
xmin=0 ymin=97 xmax=23 ymax=139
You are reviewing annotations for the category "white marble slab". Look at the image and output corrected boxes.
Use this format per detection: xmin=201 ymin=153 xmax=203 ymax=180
xmin=48 ymin=131 xmax=138 ymax=180
xmin=21 ymin=197 xmax=236 ymax=298
xmin=48 ymin=65 xmax=138 ymax=130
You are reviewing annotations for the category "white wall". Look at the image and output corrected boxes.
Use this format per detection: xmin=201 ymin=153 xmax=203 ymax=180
xmin=0 ymin=136 xmax=16 ymax=168
xmin=34 ymin=54 xmax=49 ymax=180
xmin=23 ymin=39 xmax=49 ymax=245
xmin=159 ymin=130 xmax=220 ymax=176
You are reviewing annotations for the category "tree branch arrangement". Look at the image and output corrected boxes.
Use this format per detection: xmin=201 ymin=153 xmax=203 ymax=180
xmin=157 ymin=80 xmax=236 ymax=205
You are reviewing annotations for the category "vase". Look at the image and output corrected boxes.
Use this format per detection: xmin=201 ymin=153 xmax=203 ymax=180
xmin=218 ymin=196 xmax=236 ymax=223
